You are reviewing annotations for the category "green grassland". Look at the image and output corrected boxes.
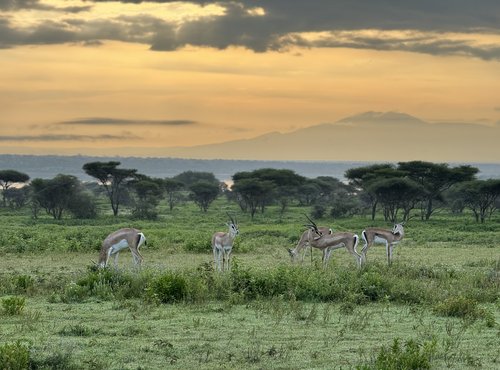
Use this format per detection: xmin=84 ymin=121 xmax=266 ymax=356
xmin=1 ymin=200 xmax=499 ymax=369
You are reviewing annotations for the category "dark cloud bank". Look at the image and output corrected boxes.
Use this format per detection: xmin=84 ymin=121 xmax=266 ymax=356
xmin=1 ymin=0 xmax=499 ymax=60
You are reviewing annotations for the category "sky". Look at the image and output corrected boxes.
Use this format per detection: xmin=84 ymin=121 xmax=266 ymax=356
xmin=1 ymin=0 xmax=500 ymax=161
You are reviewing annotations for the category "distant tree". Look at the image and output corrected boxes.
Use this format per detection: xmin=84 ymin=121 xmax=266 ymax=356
xmin=30 ymin=174 xmax=81 ymax=220
xmin=232 ymin=168 xmax=305 ymax=217
xmin=68 ymin=191 xmax=98 ymax=219
xmin=231 ymin=178 xmax=274 ymax=219
xmin=189 ymin=181 xmax=220 ymax=212
xmin=453 ymin=179 xmax=500 ymax=223
xmin=345 ymin=164 xmax=405 ymax=220
xmin=368 ymin=177 xmax=424 ymax=222
xmin=297 ymin=181 xmax=322 ymax=206
xmin=330 ymin=188 xmax=362 ymax=219
xmin=130 ymin=177 xmax=164 ymax=219
xmin=163 ymin=178 xmax=185 ymax=211
xmin=4 ymin=187 xmax=31 ymax=209
xmin=0 ymin=170 xmax=30 ymax=207
xmin=82 ymin=161 xmax=137 ymax=216
xmin=397 ymin=161 xmax=478 ymax=220
xmin=173 ymin=171 xmax=219 ymax=187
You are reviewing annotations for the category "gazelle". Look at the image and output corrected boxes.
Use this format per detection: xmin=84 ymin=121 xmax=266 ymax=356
xmin=98 ymin=228 xmax=146 ymax=268
xmin=289 ymin=226 xmax=332 ymax=262
xmin=288 ymin=216 xmax=361 ymax=267
xmin=212 ymin=214 xmax=239 ymax=271
xmin=360 ymin=222 xmax=405 ymax=266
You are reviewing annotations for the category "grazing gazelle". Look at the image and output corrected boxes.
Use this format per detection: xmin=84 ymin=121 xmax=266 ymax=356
xmin=288 ymin=216 xmax=361 ymax=267
xmin=98 ymin=228 xmax=146 ymax=268
xmin=212 ymin=214 xmax=239 ymax=271
xmin=360 ymin=222 xmax=405 ymax=266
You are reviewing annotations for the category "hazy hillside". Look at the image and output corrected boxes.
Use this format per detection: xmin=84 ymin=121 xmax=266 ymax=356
xmin=0 ymin=154 xmax=498 ymax=182
xmin=160 ymin=112 xmax=500 ymax=163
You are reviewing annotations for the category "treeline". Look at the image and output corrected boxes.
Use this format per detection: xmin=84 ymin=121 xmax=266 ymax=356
xmin=1 ymin=161 xmax=499 ymax=223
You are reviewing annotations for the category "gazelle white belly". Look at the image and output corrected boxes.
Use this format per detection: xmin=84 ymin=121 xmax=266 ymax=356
xmin=374 ymin=236 xmax=388 ymax=244
xmin=110 ymin=239 xmax=129 ymax=254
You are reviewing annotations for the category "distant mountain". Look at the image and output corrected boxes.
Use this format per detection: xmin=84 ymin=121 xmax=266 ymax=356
xmin=160 ymin=111 xmax=500 ymax=163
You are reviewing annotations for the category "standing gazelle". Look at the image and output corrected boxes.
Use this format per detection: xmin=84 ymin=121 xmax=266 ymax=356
xmin=98 ymin=228 xmax=146 ymax=268
xmin=360 ymin=222 xmax=405 ymax=266
xmin=288 ymin=216 xmax=361 ymax=267
xmin=212 ymin=215 xmax=239 ymax=271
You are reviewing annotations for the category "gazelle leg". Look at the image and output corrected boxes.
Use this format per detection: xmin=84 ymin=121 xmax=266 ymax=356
xmin=324 ymin=248 xmax=333 ymax=267
xmin=113 ymin=252 xmax=119 ymax=268
xmin=361 ymin=244 xmax=370 ymax=265
xmin=226 ymin=250 xmax=232 ymax=271
xmin=388 ymin=243 xmax=394 ymax=265
xmin=104 ymin=248 xmax=113 ymax=267
xmin=131 ymin=251 xmax=142 ymax=267
xmin=213 ymin=247 xmax=218 ymax=270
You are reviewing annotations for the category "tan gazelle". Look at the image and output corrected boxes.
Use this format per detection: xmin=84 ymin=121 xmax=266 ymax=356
xmin=98 ymin=228 xmax=146 ymax=268
xmin=212 ymin=214 xmax=239 ymax=271
xmin=360 ymin=222 xmax=405 ymax=265
xmin=288 ymin=216 xmax=361 ymax=267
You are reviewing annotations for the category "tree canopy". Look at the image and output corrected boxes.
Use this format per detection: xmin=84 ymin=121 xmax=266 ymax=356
xmin=83 ymin=161 xmax=137 ymax=216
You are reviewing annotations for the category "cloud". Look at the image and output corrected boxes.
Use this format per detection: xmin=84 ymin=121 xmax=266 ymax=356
xmin=1 ymin=0 xmax=499 ymax=60
xmin=0 ymin=0 xmax=91 ymax=12
xmin=59 ymin=117 xmax=198 ymax=126
xmin=0 ymin=134 xmax=137 ymax=142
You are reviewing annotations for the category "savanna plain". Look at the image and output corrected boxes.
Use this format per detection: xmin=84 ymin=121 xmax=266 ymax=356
xmin=1 ymin=200 xmax=499 ymax=369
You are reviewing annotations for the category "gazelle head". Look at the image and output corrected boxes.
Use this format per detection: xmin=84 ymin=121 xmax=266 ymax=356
xmin=227 ymin=213 xmax=239 ymax=237
xmin=304 ymin=214 xmax=323 ymax=238
xmin=392 ymin=222 xmax=405 ymax=235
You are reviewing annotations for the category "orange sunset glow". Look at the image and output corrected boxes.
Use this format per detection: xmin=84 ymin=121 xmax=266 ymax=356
xmin=1 ymin=0 xmax=499 ymax=162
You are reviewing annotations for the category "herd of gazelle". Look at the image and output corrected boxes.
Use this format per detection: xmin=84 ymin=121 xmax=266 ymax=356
xmin=97 ymin=215 xmax=404 ymax=270
xmin=288 ymin=215 xmax=405 ymax=267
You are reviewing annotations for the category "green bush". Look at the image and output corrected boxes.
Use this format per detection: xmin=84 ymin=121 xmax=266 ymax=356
xmin=150 ymin=272 xmax=188 ymax=303
xmin=1 ymin=296 xmax=26 ymax=316
xmin=0 ymin=340 xmax=30 ymax=370
xmin=358 ymin=338 xmax=436 ymax=370
xmin=15 ymin=275 xmax=35 ymax=295
xmin=433 ymin=296 xmax=487 ymax=322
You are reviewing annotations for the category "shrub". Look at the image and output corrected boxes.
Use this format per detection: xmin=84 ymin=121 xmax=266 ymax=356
xmin=58 ymin=323 xmax=99 ymax=337
xmin=2 ymin=296 xmax=26 ymax=316
xmin=433 ymin=296 xmax=480 ymax=319
xmin=310 ymin=203 xmax=326 ymax=219
xmin=358 ymin=338 xmax=437 ymax=370
xmin=150 ymin=272 xmax=188 ymax=303
xmin=15 ymin=275 xmax=35 ymax=295
xmin=0 ymin=340 xmax=30 ymax=370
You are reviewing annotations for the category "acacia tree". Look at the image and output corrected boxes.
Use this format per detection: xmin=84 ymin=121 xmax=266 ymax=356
xmin=368 ymin=177 xmax=424 ymax=222
xmin=82 ymin=161 xmax=137 ymax=216
xmin=397 ymin=161 xmax=478 ymax=220
xmin=345 ymin=164 xmax=405 ymax=220
xmin=0 ymin=170 xmax=30 ymax=207
xmin=163 ymin=178 xmax=185 ymax=211
xmin=189 ymin=181 xmax=220 ymax=212
xmin=232 ymin=168 xmax=305 ymax=218
xmin=130 ymin=176 xmax=164 ymax=219
xmin=231 ymin=178 xmax=274 ymax=219
xmin=453 ymin=179 xmax=500 ymax=223
xmin=30 ymin=174 xmax=81 ymax=219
